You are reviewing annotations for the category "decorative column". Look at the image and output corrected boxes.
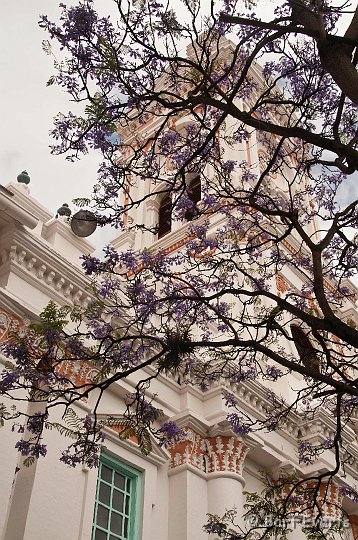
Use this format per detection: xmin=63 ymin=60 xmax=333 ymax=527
xmin=167 ymin=428 xmax=208 ymax=540
xmin=317 ymin=482 xmax=344 ymax=522
xmin=289 ymin=480 xmax=344 ymax=524
xmin=270 ymin=471 xmax=345 ymax=537
xmin=1 ymin=399 xmax=47 ymax=540
xmin=167 ymin=427 xmax=249 ymax=540
xmin=143 ymin=198 xmax=160 ymax=247
xmin=205 ymin=434 xmax=249 ymax=517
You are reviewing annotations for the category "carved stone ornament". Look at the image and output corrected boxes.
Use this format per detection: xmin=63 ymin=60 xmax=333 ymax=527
xmin=168 ymin=427 xmax=249 ymax=475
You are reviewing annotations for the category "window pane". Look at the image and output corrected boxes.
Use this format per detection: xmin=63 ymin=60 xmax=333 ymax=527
xmin=126 ymin=478 xmax=131 ymax=492
xmin=101 ymin=465 xmax=112 ymax=483
xmin=94 ymin=528 xmax=107 ymax=540
xmin=158 ymin=196 xmax=172 ymax=238
xmin=125 ymin=495 xmax=130 ymax=515
xmin=188 ymin=176 xmax=201 ymax=204
xmin=110 ymin=512 xmax=122 ymax=534
xmin=97 ymin=505 xmax=109 ymax=529
xmin=124 ymin=517 xmax=129 ymax=538
xmin=112 ymin=490 xmax=124 ymax=511
xmin=114 ymin=472 xmax=125 ymax=490
xmin=99 ymin=483 xmax=111 ymax=506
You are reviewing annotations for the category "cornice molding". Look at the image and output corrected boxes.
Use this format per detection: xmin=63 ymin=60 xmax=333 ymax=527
xmin=1 ymin=230 xmax=93 ymax=308
xmin=127 ymin=364 xmax=356 ymax=475
xmin=43 ymin=218 xmax=95 ymax=257
xmin=5 ymin=183 xmax=53 ymax=224
xmin=111 ymin=230 xmax=136 ymax=252
xmin=167 ymin=424 xmax=249 ymax=480
xmin=0 ymin=288 xmax=43 ymax=320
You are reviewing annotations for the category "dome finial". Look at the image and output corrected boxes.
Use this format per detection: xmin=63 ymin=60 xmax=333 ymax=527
xmin=17 ymin=170 xmax=30 ymax=185
xmin=56 ymin=203 xmax=72 ymax=218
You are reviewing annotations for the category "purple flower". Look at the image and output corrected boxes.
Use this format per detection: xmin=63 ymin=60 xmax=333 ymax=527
xmin=15 ymin=439 xmax=31 ymax=456
xmin=15 ymin=440 xmax=47 ymax=458
xmin=265 ymin=365 xmax=283 ymax=380
xmin=222 ymin=160 xmax=236 ymax=174
xmin=156 ymin=421 xmax=185 ymax=447
xmin=0 ymin=370 xmax=19 ymax=393
xmin=60 ymin=436 xmax=102 ymax=468
xmin=223 ymin=391 xmax=238 ymax=408
xmin=340 ymin=486 xmax=358 ymax=503
xmin=227 ymin=413 xmax=251 ymax=436
xmin=27 ymin=412 xmax=47 ymax=434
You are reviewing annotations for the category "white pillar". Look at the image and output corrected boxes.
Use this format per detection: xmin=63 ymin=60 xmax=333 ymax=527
xmin=168 ymin=429 xmax=208 ymax=540
xmin=1 ymin=399 xmax=47 ymax=540
xmin=168 ymin=467 xmax=208 ymax=540
xmin=208 ymin=474 xmax=245 ymax=516
xmin=167 ymin=429 xmax=249 ymax=540
xmin=205 ymin=435 xmax=248 ymax=517
xmin=142 ymin=198 xmax=160 ymax=248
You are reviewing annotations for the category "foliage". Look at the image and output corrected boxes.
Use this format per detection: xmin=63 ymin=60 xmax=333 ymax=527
xmin=204 ymin=472 xmax=352 ymax=539
xmin=1 ymin=0 xmax=358 ymax=537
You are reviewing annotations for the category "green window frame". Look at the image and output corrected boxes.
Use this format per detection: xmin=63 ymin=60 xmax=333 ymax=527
xmin=92 ymin=452 xmax=141 ymax=540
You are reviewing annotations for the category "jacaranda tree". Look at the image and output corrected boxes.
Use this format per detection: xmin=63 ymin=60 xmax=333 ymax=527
xmin=1 ymin=1 xmax=358 ymax=538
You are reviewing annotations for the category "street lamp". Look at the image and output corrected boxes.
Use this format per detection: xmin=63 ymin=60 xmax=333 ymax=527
xmin=70 ymin=210 xmax=97 ymax=237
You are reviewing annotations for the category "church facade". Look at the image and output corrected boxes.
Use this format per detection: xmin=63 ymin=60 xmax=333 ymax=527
xmin=1 ymin=71 xmax=358 ymax=540
xmin=0 ymin=168 xmax=357 ymax=540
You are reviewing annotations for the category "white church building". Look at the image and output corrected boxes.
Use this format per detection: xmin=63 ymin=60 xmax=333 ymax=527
xmin=1 ymin=35 xmax=358 ymax=538
xmin=0 ymin=165 xmax=357 ymax=540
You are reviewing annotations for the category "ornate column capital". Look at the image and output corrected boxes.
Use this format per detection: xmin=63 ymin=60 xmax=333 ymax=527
xmin=277 ymin=479 xmax=344 ymax=523
xmin=168 ymin=427 xmax=249 ymax=476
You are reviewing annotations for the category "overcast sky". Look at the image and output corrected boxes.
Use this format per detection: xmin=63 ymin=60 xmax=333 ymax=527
xmin=0 ymin=1 xmax=121 ymax=248
xmin=0 ymin=0 xmax=268 ymax=216
xmin=0 ymin=1 xmax=104 ymax=213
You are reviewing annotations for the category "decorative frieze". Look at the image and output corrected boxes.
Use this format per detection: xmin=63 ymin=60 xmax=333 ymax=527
xmin=57 ymin=359 xmax=99 ymax=390
xmin=0 ymin=308 xmax=22 ymax=343
xmin=168 ymin=427 xmax=249 ymax=476
xmin=0 ymin=307 xmax=98 ymax=396
xmin=276 ymin=274 xmax=289 ymax=294
xmin=280 ymin=480 xmax=344 ymax=521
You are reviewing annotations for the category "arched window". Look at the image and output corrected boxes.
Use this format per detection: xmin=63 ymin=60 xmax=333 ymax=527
xmin=188 ymin=176 xmax=201 ymax=205
xmin=185 ymin=176 xmax=201 ymax=221
xmin=290 ymin=325 xmax=320 ymax=373
xmin=158 ymin=195 xmax=172 ymax=239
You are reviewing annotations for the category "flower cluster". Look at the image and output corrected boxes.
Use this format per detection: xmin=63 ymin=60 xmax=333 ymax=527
xmin=15 ymin=440 xmax=47 ymax=458
xmin=156 ymin=421 xmax=186 ymax=447
xmin=227 ymin=413 xmax=251 ymax=436
xmin=264 ymin=365 xmax=284 ymax=381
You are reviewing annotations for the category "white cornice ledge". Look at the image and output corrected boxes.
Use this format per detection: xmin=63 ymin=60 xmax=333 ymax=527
xmin=3 ymin=232 xmax=94 ymax=308
xmin=5 ymin=182 xmax=52 ymax=224
xmin=43 ymin=218 xmax=95 ymax=257
xmin=0 ymin=186 xmax=38 ymax=229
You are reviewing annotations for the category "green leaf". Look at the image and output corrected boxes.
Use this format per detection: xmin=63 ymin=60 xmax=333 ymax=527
xmin=23 ymin=456 xmax=36 ymax=467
